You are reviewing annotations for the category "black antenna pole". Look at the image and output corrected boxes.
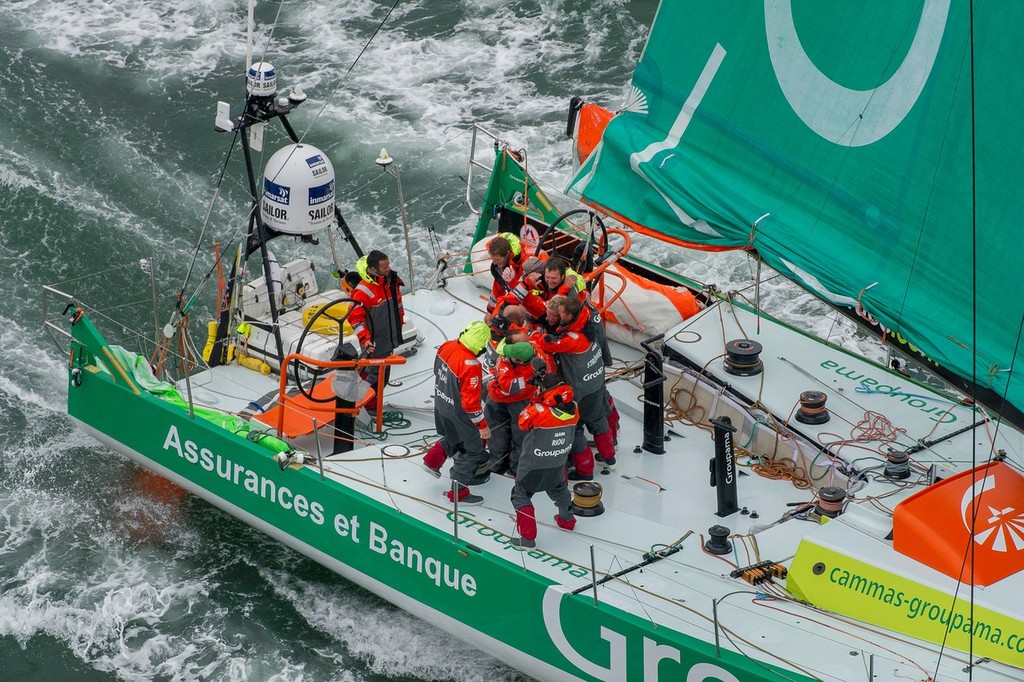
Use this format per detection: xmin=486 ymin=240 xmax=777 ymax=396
xmin=239 ymin=130 xmax=287 ymax=365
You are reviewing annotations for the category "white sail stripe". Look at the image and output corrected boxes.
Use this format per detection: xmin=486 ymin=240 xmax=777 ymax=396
xmin=632 ymin=43 xmax=726 ymax=164
xmin=779 ymin=259 xmax=859 ymax=306
xmin=765 ymin=0 xmax=950 ymax=147
xmin=566 ymin=143 xmax=603 ymax=197
xmin=625 ymin=44 xmax=728 ymax=237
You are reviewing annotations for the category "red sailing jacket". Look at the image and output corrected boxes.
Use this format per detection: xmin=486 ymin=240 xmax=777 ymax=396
xmin=487 ymin=258 xmax=526 ymax=314
xmin=435 ymin=339 xmax=488 ymax=428
xmin=531 ymin=306 xmax=604 ymax=398
xmin=348 ymin=270 xmax=405 ymax=348
xmin=517 ymin=398 xmax=579 ymax=472
xmin=489 ymin=291 xmax=547 ymax=332
xmin=487 ymin=346 xmax=556 ymax=403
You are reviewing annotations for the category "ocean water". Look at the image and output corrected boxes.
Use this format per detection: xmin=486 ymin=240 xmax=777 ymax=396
xmin=0 ymin=1 xmax=859 ymax=680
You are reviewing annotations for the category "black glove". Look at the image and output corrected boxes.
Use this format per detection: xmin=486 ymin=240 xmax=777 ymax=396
xmin=528 ymin=356 xmax=547 ymax=385
xmin=333 ymin=342 xmax=359 ymax=361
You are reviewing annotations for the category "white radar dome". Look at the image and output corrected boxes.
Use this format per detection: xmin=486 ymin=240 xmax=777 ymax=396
xmin=247 ymin=61 xmax=277 ymax=97
xmin=260 ymin=144 xmax=336 ymax=236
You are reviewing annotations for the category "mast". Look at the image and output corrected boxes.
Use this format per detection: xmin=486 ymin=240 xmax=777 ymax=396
xmin=207 ymin=3 xmax=315 ymax=369
xmin=245 ymin=0 xmax=255 ymax=72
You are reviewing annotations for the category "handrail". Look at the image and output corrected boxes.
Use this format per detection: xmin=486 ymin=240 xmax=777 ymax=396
xmin=583 ymin=226 xmax=632 ymax=280
xmin=275 ymin=352 xmax=408 ymax=437
xmin=588 ymin=267 xmax=632 ymax=325
xmin=464 ymin=123 xmax=502 ymax=216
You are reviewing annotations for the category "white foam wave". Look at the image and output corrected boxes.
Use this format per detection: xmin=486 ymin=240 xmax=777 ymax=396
xmin=272 ymin=577 xmax=528 ymax=681
xmin=0 ymin=0 xmax=240 ymax=78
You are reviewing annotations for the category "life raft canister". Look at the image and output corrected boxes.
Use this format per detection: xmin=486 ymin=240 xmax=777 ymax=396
xmin=302 ymin=302 xmax=354 ymax=336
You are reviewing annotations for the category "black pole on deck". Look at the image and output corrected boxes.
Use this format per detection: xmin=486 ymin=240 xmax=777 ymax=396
xmin=640 ymin=334 xmax=665 ymax=454
xmin=333 ymin=395 xmax=355 ymax=455
xmin=709 ymin=415 xmax=739 ymax=517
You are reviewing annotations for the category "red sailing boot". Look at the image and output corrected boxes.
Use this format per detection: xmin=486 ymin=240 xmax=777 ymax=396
xmin=607 ymin=395 xmax=620 ymax=445
xmin=554 ymin=513 xmax=577 ymax=531
xmin=423 ymin=441 xmax=448 ymax=477
xmin=594 ymin=431 xmax=617 ymax=469
xmin=568 ymin=444 xmax=595 ymax=480
xmin=445 ymin=485 xmax=483 ymax=505
xmin=511 ymin=505 xmax=537 ymax=549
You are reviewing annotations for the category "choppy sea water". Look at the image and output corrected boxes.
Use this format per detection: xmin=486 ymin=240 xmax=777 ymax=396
xmin=0 ymin=1 xmax=865 ymax=680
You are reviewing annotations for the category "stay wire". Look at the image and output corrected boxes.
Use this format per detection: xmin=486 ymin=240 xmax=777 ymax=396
xmin=299 ymin=0 xmax=402 ymax=143
xmin=177 ymin=0 xmax=287 ymax=311
xmin=175 ymin=129 xmax=240 ymax=319
xmin=932 ymin=6 xmax=980 ymax=679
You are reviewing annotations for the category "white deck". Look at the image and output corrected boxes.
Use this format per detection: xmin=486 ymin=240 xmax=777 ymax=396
xmin=177 ymin=275 xmax=1024 ymax=681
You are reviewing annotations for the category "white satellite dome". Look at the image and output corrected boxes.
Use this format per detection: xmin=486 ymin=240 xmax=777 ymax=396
xmin=260 ymin=144 xmax=336 ymax=236
xmin=247 ymin=61 xmax=277 ymax=97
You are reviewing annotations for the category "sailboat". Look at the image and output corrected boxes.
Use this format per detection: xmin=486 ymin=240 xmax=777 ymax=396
xmin=46 ymin=1 xmax=1024 ymax=680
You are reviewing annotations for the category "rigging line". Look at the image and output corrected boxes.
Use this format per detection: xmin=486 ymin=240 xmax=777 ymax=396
xmin=968 ymin=2 xmax=978 ymax=674
xmin=340 ymin=172 xmax=461 ymax=223
xmin=753 ymin=599 xmax=936 ymax=681
xmin=892 ymin=38 xmax=971 ymax=359
xmin=174 ymin=129 xmax=240 ymax=318
xmin=336 ymin=132 xmax=473 ymax=205
xmin=931 ymin=6 xmax=981 ymax=680
xmin=985 ymin=314 xmax=1024 ymax=453
xmin=49 ymin=261 xmax=149 ymax=288
xmin=250 ymin=0 xmax=290 ymax=74
xmin=253 ymin=0 xmax=288 ymax=68
xmin=298 ymin=0 xmax=402 ymax=144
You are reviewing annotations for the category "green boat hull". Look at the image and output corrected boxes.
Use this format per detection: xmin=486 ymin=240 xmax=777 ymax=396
xmin=67 ymin=316 xmax=806 ymax=681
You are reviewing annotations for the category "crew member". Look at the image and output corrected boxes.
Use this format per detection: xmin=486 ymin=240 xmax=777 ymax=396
xmin=510 ymin=373 xmax=579 ymax=549
xmin=483 ymin=336 xmax=555 ymax=476
xmin=534 ymin=295 xmax=615 ymax=479
xmin=486 ymin=233 xmax=527 ymax=313
xmin=424 ymin=320 xmax=493 ymax=505
xmin=540 ymin=257 xmax=587 ymax=301
xmin=483 ymin=296 xmax=529 ymax=375
xmin=347 ymin=250 xmax=405 ymax=407
xmin=541 ymin=258 xmax=619 ymax=442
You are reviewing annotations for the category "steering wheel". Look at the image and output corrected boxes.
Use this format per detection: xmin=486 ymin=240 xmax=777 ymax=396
xmin=533 ymin=208 xmax=608 ymax=273
xmin=292 ymin=295 xmax=368 ymax=403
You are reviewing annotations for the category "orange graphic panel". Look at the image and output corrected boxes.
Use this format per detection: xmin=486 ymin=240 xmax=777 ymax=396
xmin=893 ymin=461 xmax=1024 ymax=586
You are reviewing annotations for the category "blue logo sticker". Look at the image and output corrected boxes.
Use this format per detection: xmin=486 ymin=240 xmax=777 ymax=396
xmin=305 ymin=154 xmax=326 ymax=169
xmin=308 ymin=180 xmax=335 ymax=206
xmin=248 ymin=66 xmax=276 ymax=79
xmin=263 ymin=178 xmax=290 ymax=205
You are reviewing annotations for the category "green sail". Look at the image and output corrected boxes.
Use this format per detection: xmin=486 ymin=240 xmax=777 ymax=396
xmin=568 ymin=1 xmax=1024 ymax=416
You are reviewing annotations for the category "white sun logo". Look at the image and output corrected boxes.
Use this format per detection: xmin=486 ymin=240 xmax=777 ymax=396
xmin=961 ymin=474 xmax=1024 ymax=552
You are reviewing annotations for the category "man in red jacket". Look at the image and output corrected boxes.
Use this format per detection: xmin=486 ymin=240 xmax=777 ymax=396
xmin=510 ymin=373 xmax=579 ymax=549
xmin=424 ymin=320 xmax=493 ymax=505
xmin=347 ymin=250 xmax=404 ymax=405
xmin=483 ymin=338 xmax=556 ymax=476
xmin=532 ymin=296 xmax=616 ymax=480
xmin=539 ymin=258 xmax=619 ymax=442
xmin=486 ymin=233 xmax=527 ymax=314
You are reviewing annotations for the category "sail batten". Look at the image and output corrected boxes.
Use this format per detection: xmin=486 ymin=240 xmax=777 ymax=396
xmin=569 ymin=2 xmax=1024 ymax=417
